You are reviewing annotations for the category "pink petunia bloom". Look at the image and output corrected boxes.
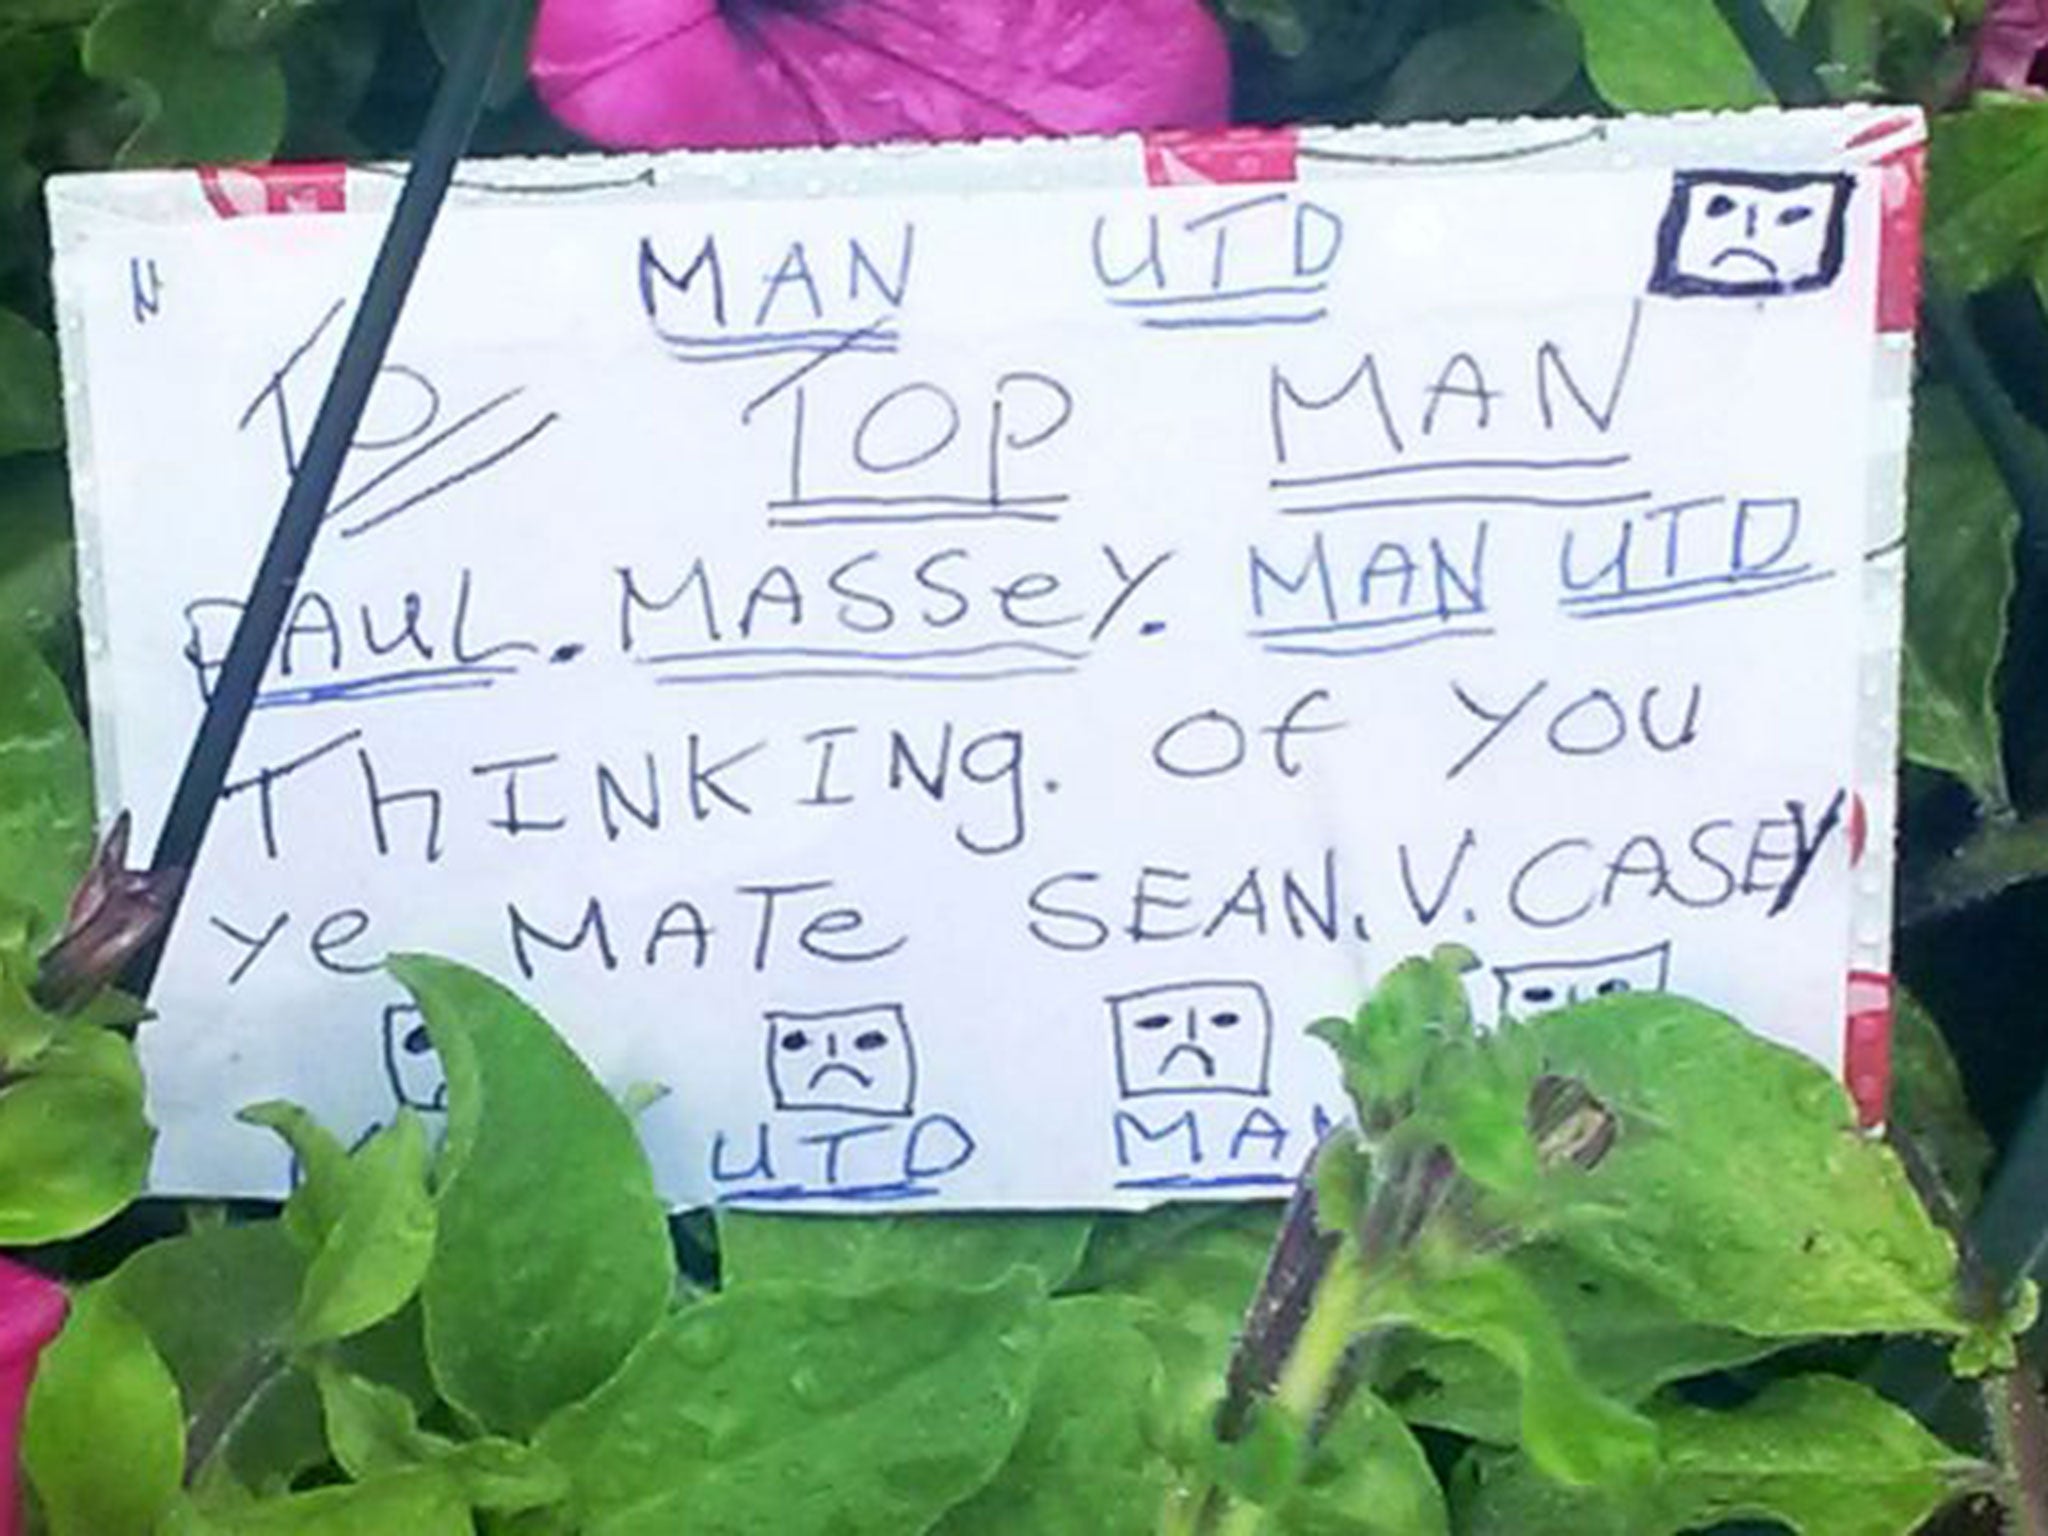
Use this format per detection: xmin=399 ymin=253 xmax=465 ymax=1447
xmin=0 ymin=1261 xmax=64 ymax=1536
xmin=529 ymin=0 xmax=1233 ymax=151
xmin=1968 ymin=0 xmax=2048 ymax=93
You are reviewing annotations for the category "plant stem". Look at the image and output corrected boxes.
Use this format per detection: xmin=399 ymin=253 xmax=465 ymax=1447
xmin=1272 ymin=1247 xmax=1367 ymax=1425
xmin=183 ymin=1344 xmax=289 ymax=1485
xmin=1209 ymin=1251 xmax=1370 ymax=1536
xmin=1986 ymin=1369 xmax=2048 ymax=1536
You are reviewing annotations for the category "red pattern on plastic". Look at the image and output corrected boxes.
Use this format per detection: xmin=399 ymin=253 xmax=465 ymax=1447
xmin=1143 ymin=127 xmax=1299 ymax=186
xmin=198 ymin=163 xmax=348 ymax=218
xmin=1844 ymin=970 xmax=1894 ymax=1128
xmin=1874 ymin=143 xmax=1925 ymax=335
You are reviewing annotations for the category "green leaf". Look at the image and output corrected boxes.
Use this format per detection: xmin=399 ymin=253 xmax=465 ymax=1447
xmin=1902 ymin=385 xmax=2023 ymax=813
xmin=160 ymin=1469 xmax=475 ymax=1535
xmin=238 ymin=1101 xmax=349 ymax=1249
xmin=932 ymin=1294 xmax=1171 ymax=1535
xmin=1089 ymin=1204 xmax=1280 ymax=1440
xmin=0 ymin=625 xmax=91 ymax=936
xmin=1266 ymin=1389 xmax=1449 ymax=1536
xmin=1531 ymin=994 xmax=1969 ymax=1339
xmin=1452 ymin=1375 xmax=1981 ymax=1535
xmin=314 ymin=1365 xmax=567 ymax=1514
xmin=1890 ymin=989 xmax=1994 ymax=1219
xmin=0 ymin=951 xmax=57 ymax=1068
xmin=0 ymin=309 xmax=58 ymax=457
xmin=0 ymin=457 xmax=79 ymax=674
xmin=1549 ymin=0 xmax=1769 ymax=110
xmin=1379 ymin=1244 xmax=1776 ymax=1446
xmin=0 ymin=1024 xmax=152 ymax=1243
xmin=1070 ymin=1202 xmax=1274 ymax=1292
xmin=1311 ymin=945 xmax=1478 ymax=1132
xmin=23 ymin=1286 xmax=184 ymax=1536
xmin=83 ymin=0 xmax=287 ymax=165
xmin=1411 ymin=1017 xmax=1545 ymax=1206
xmin=391 ymin=953 xmax=671 ymax=1438
xmin=1927 ymin=100 xmax=2048 ymax=295
xmin=717 ymin=1209 xmax=1092 ymax=1295
xmin=104 ymin=1221 xmax=327 ymax=1496
xmin=1368 ymin=1253 xmax=1658 ymax=1487
xmin=242 ymin=1105 xmax=437 ymax=1346
xmin=1904 ymin=813 xmax=2048 ymax=923
xmin=536 ymin=1273 xmax=1049 ymax=1536
xmin=1376 ymin=9 xmax=1583 ymax=123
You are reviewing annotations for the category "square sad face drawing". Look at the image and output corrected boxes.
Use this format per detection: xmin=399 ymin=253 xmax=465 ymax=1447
xmin=1650 ymin=170 xmax=1853 ymax=298
xmin=1495 ymin=941 xmax=1672 ymax=1019
xmin=766 ymin=1003 xmax=918 ymax=1118
xmin=1110 ymin=980 xmax=1274 ymax=1099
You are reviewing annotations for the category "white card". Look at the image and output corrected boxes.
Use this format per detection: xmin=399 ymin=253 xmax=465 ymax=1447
xmin=47 ymin=107 xmax=1922 ymax=1209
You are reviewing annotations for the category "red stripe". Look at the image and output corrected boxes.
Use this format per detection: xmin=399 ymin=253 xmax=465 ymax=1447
xmin=1874 ymin=144 xmax=1925 ymax=335
xmin=199 ymin=163 xmax=348 ymax=219
xmin=1143 ymin=127 xmax=1298 ymax=186
xmin=1844 ymin=969 xmax=1894 ymax=1128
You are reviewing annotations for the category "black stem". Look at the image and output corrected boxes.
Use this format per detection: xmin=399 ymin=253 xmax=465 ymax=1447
xmin=119 ymin=0 xmax=526 ymax=999
xmin=1214 ymin=1165 xmax=1339 ymax=1443
xmin=1713 ymin=0 xmax=1833 ymax=105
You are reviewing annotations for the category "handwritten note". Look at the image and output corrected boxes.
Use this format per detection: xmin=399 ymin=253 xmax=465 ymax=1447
xmin=48 ymin=108 xmax=1922 ymax=1209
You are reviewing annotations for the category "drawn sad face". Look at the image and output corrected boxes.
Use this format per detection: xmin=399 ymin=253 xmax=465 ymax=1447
xmin=766 ymin=1004 xmax=917 ymax=1117
xmin=382 ymin=1002 xmax=445 ymax=1113
xmin=1494 ymin=941 xmax=1672 ymax=1019
xmin=1652 ymin=171 xmax=1852 ymax=297
xmin=1111 ymin=980 xmax=1274 ymax=1099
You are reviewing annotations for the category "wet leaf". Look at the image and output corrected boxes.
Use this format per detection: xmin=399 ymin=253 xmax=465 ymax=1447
xmin=1453 ymin=1375 xmax=1981 ymax=1535
xmin=159 ymin=1468 xmax=474 ymax=1534
xmin=1379 ymin=1244 xmax=1775 ymax=1446
xmin=536 ymin=1273 xmax=1049 ymax=1536
xmin=1903 ymin=385 xmax=2024 ymax=814
xmin=392 ymin=954 xmax=670 ymax=1438
xmin=1368 ymin=1253 xmax=1658 ymax=1488
xmin=1551 ymin=0 xmax=1768 ymax=110
xmin=24 ymin=1286 xmax=183 ymax=1536
xmin=1266 ymin=1388 xmax=1449 ymax=1536
xmin=932 ymin=1294 xmax=1171 ymax=1535
xmin=315 ymin=1364 xmax=566 ymax=1513
xmin=718 ymin=1208 xmax=1092 ymax=1295
xmin=1530 ymin=995 xmax=1969 ymax=1340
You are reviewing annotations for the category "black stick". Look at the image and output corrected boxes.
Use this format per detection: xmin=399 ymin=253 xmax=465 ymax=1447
xmin=119 ymin=0 xmax=526 ymax=998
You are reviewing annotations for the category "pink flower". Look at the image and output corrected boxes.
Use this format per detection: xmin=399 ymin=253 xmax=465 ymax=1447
xmin=1969 ymin=0 xmax=2048 ymax=93
xmin=530 ymin=0 xmax=1232 ymax=151
xmin=0 ymin=1261 xmax=64 ymax=1536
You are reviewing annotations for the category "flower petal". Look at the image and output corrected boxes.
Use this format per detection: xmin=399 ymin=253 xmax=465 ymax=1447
xmin=530 ymin=0 xmax=1232 ymax=151
xmin=1968 ymin=0 xmax=2048 ymax=93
